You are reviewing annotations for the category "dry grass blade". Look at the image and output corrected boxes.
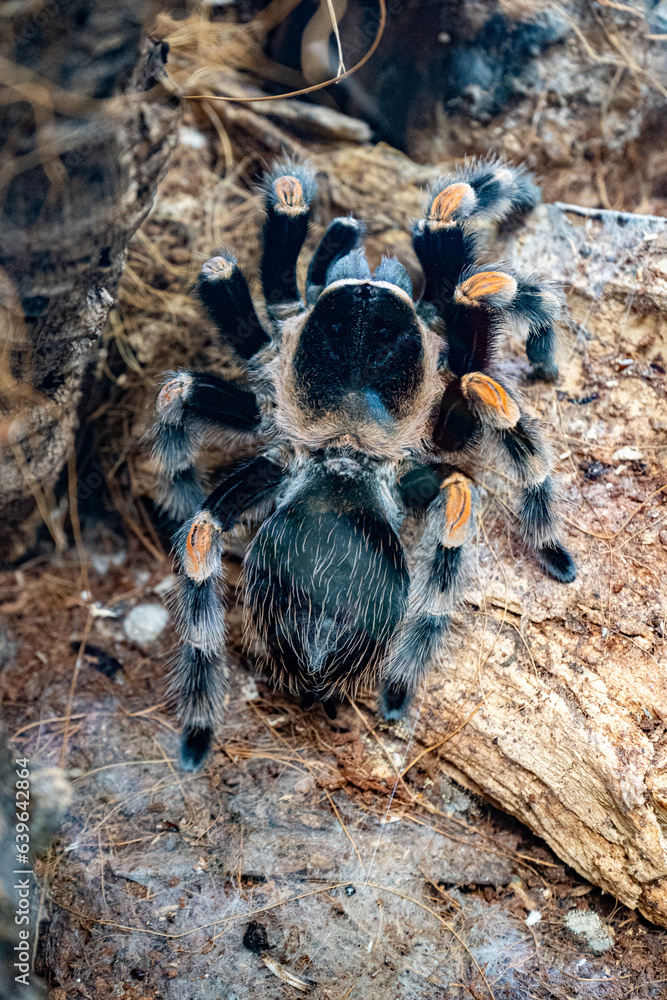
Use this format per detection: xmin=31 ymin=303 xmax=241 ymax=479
xmin=262 ymin=956 xmax=316 ymax=990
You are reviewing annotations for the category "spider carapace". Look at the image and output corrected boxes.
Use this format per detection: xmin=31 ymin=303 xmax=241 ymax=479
xmin=152 ymin=159 xmax=576 ymax=770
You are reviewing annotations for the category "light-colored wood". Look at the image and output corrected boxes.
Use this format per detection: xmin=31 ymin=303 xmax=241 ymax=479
xmin=417 ymin=201 xmax=667 ymax=925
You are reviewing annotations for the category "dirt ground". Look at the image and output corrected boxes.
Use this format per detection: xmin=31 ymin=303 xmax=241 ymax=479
xmin=0 ymin=540 xmax=666 ymax=999
xmin=2 ymin=2 xmax=667 ymax=997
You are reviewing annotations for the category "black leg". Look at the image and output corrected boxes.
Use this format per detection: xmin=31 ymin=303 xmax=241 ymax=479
xmin=413 ymin=159 xmax=538 ymax=315
xmin=412 ymin=162 xmax=556 ymax=381
xmin=447 ymin=268 xmax=561 ymax=382
xmin=261 ymin=162 xmax=317 ymax=323
xmin=486 ymin=422 xmax=577 ymax=583
xmin=201 ymin=455 xmax=285 ymax=528
xmin=513 ymin=281 xmax=561 ymax=382
xmin=381 ymin=472 xmax=474 ymax=720
xmin=494 ymin=416 xmax=549 ymax=485
xmin=518 ymin=477 xmax=577 ymax=583
xmin=171 ymin=454 xmax=285 ymax=770
xmin=152 ymin=370 xmax=263 ymax=521
xmin=413 ymin=220 xmax=479 ymax=311
xmin=306 ymin=216 xmax=363 ymax=304
xmin=197 ymin=254 xmax=270 ymax=360
xmin=379 ymin=681 xmax=412 ymax=719
xmin=433 ymin=371 xmax=521 ymax=454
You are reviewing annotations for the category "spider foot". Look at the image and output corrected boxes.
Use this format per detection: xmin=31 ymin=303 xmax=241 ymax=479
xmin=379 ymin=681 xmax=413 ymax=720
xmin=198 ymin=254 xmax=269 ymax=359
xmin=262 ymin=162 xmax=317 ymax=320
xmin=537 ymin=542 xmax=577 ymax=583
xmin=181 ymin=726 xmax=213 ymax=771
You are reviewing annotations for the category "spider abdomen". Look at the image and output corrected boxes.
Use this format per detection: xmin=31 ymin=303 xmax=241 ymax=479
xmin=243 ymin=459 xmax=408 ymax=703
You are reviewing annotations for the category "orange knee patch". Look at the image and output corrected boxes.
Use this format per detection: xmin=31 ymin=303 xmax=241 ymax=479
xmin=200 ymin=255 xmax=235 ymax=281
xmin=441 ymin=473 xmax=474 ymax=547
xmin=428 ymin=183 xmax=474 ymax=228
xmin=461 ymin=373 xmax=520 ymax=428
xmin=454 ymin=271 xmax=517 ymax=307
xmin=184 ymin=516 xmax=220 ymax=581
xmin=273 ymin=176 xmax=307 ymax=215
xmin=158 ymin=374 xmax=190 ymax=414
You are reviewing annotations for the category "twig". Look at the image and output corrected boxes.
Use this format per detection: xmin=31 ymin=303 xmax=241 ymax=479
xmin=185 ymin=0 xmax=386 ymax=103
xmin=554 ymin=201 xmax=667 ymax=224
xmin=401 ymin=702 xmax=481 ymax=777
xmin=59 ymin=609 xmax=94 ymax=768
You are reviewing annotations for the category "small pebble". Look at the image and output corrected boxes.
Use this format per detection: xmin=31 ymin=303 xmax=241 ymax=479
xmin=123 ymin=604 xmax=169 ymax=644
xmin=240 ymin=677 xmax=259 ymax=702
xmin=91 ymin=550 xmax=126 ymax=575
xmin=613 ymin=446 xmax=643 ymax=462
xmin=134 ymin=570 xmax=151 ymax=588
xmin=179 ymin=124 xmax=208 ymax=148
xmin=565 ymin=909 xmax=614 ymax=952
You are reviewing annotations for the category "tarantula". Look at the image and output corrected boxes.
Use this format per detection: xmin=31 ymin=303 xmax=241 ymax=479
xmin=152 ymin=158 xmax=576 ymax=770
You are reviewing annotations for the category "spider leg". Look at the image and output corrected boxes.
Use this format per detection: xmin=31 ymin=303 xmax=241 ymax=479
xmin=431 ymin=368 xmax=576 ymax=582
xmin=305 ymin=216 xmax=364 ymax=305
xmin=197 ymin=253 xmax=270 ymax=360
xmin=171 ymin=454 xmax=285 ymax=770
xmin=412 ymin=163 xmax=559 ymax=379
xmin=153 ymin=370 xmax=262 ymax=522
xmin=413 ymin=161 xmax=539 ymax=306
xmin=381 ymin=470 xmax=475 ymax=719
xmin=518 ymin=475 xmax=576 ymax=582
xmin=261 ymin=161 xmax=317 ymax=324
xmin=491 ymin=416 xmax=577 ymax=583
xmin=433 ymin=369 xmax=522 ymax=453
xmin=451 ymin=268 xmax=562 ymax=382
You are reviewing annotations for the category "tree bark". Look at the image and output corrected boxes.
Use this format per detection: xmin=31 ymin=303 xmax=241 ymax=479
xmin=0 ymin=0 xmax=181 ymax=557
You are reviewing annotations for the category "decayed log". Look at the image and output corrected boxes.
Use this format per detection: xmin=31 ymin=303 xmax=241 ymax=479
xmin=416 ymin=202 xmax=667 ymax=926
xmin=0 ymin=0 xmax=181 ymax=556
xmin=309 ymin=157 xmax=667 ymax=924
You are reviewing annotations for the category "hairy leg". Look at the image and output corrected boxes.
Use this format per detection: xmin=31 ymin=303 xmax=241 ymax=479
xmin=261 ymin=161 xmax=317 ymax=325
xmin=170 ymin=455 xmax=284 ymax=769
xmin=197 ymin=253 xmax=270 ymax=360
xmin=381 ymin=470 xmax=475 ymax=718
xmin=152 ymin=370 xmax=262 ymax=522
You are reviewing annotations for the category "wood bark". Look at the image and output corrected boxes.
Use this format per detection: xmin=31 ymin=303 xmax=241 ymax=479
xmin=418 ymin=201 xmax=667 ymax=926
xmin=0 ymin=0 xmax=181 ymax=556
